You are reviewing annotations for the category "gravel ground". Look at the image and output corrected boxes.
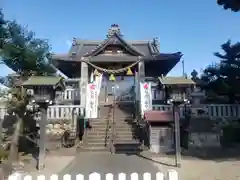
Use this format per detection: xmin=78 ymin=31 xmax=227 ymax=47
xmin=148 ymin=148 xmax=240 ymax=180
xmin=153 ymin=156 xmax=240 ymax=180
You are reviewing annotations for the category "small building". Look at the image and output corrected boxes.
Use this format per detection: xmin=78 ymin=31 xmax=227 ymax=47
xmin=151 ymin=76 xmax=196 ymax=105
xmin=22 ymin=76 xmax=65 ymax=104
xmin=144 ymin=76 xmax=195 ymax=154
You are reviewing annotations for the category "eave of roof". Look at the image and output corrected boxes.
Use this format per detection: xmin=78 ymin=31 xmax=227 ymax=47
xmin=142 ymin=52 xmax=182 ymax=61
xmin=22 ymin=76 xmax=63 ymax=86
xmin=52 ymin=52 xmax=182 ymax=62
xmin=158 ymin=76 xmax=195 ymax=85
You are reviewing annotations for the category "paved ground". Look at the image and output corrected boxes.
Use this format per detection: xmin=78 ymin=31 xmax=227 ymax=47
xmin=24 ymin=149 xmax=240 ymax=180
xmin=152 ymin=155 xmax=240 ymax=180
xmin=59 ymin=152 xmax=160 ymax=180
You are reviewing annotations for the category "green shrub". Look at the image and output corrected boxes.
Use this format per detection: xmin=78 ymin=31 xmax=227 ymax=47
xmin=220 ymin=123 xmax=240 ymax=147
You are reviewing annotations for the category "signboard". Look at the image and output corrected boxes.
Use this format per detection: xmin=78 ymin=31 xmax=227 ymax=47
xmin=140 ymin=82 xmax=152 ymax=116
xmin=86 ymin=83 xmax=98 ymax=118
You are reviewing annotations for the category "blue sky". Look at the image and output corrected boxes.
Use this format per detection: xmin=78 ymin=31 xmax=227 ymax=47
xmin=1 ymin=0 xmax=240 ymax=77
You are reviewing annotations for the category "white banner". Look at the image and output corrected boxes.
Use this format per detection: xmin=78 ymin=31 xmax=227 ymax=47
xmin=140 ymin=82 xmax=152 ymax=116
xmin=95 ymin=73 xmax=103 ymax=96
xmin=86 ymin=83 xmax=98 ymax=118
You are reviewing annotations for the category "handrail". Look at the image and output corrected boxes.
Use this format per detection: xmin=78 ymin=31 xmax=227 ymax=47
xmin=110 ymin=102 xmax=116 ymax=154
xmin=105 ymin=106 xmax=111 ymax=147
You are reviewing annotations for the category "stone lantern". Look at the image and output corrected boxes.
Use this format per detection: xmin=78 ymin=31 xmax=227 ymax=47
xmin=22 ymin=76 xmax=65 ymax=170
xmin=158 ymin=76 xmax=195 ymax=167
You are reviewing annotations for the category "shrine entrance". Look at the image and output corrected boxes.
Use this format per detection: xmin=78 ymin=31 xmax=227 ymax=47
xmin=89 ymin=62 xmax=138 ymax=105
xmin=103 ymin=74 xmax=135 ymax=103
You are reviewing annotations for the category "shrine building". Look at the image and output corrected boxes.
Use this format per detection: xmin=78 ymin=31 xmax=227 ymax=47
xmin=51 ymin=24 xmax=183 ymax=105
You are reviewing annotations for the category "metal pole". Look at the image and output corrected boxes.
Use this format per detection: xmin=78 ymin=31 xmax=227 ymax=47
xmin=174 ymin=104 xmax=181 ymax=167
xmin=182 ymin=60 xmax=185 ymax=77
xmin=0 ymin=118 xmax=2 ymax=145
xmin=37 ymin=104 xmax=48 ymax=170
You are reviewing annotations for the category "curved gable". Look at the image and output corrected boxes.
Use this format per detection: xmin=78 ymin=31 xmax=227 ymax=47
xmin=83 ymin=33 xmax=145 ymax=57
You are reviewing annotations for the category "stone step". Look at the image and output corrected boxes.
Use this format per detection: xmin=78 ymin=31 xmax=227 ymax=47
xmin=85 ymin=136 xmax=137 ymax=142
xmin=89 ymin=126 xmax=135 ymax=131
xmin=86 ymin=134 xmax=109 ymax=138
xmin=87 ymin=134 xmax=134 ymax=139
xmin=87 ymin=133 xmax=134 ymax=138
xmin=87 ymin=142 xmax=109 ymax=147
xmin=115 ymin=139 xmax=140 ymax=144
xmin=77 ymin=146 xmax=109 ymax=152
xmin=90 ymin=117 xmax=134 ymax=121
xmin=87 ymin=139 xmax=110 ymax=143
xmin=114 ymin=143 xmax=142 ymax=153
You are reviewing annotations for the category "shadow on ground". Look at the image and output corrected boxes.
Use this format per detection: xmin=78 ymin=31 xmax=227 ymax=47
xmin=169 ymin=147 xmax=240 ymax=162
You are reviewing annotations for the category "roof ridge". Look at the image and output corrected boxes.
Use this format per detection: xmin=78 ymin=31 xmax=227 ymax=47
xmin=75 ymin=38 xmax=150 ymax=44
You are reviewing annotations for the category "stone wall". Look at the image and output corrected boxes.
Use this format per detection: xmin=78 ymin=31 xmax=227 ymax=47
xmin=45 ymin=120 xmax=73 ymax=138
xmin=0 ymin=117 xmax=76 ymax=151
xmin=189 ymin=132 xmax=220 ymax=148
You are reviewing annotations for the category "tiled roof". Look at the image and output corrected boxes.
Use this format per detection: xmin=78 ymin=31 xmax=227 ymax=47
xmin=52 ymin=52 xmax=182 ymax=62
xmin=82 ymin=33 xmax=145 ymax=57
xmin=158 ymin=76 xmax=195 ymax=85
xmin=68 ymin=37 xmax=159 ymax=57
xmin=22 ymin=76 xmax=63 ymax=86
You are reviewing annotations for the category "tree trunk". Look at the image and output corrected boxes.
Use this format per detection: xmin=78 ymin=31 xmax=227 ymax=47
xmin=8 ymin=115 xmax=23 ymax=164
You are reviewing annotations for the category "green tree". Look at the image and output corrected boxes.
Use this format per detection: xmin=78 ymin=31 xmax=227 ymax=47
xmin=201 ymin=40 xmax=240 ymax=103
xmin=0 ymin=9 xmax=8 ymax=50
xmin=1 ymin=20 xmax=55 ymax=76
xmin=217 ymin=0 xmax=240 ymax=12
xmin=0 ymin=11 xmax=56 ymax=163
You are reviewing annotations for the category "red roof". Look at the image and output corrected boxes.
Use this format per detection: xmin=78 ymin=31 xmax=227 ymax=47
xmin=144 ymin=110 xmax=173 ymax=122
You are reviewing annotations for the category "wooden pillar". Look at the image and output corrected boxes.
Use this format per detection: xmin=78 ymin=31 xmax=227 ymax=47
xmin=80 ymin=58 xmax=89 ymax=108
xmin=37 ymin=103 xmax=48 ymax=170
xmin=138 ymin=57 xmax=145 ymax=83
xmin=137 ymin=57 xmax=145 ymax=121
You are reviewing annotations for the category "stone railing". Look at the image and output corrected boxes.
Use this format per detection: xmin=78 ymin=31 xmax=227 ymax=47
xmin=152 ymin=104 xmax=240 ymax=120
xmin=0 ymin=105 xmax=84 ymax=121
xmin=42 ymin=105 xmax=84 ymax=120
xmin=1 ymin=104 xmax=240 ymax=121
xmin=57 ymin=88 xmax=80 ymax=101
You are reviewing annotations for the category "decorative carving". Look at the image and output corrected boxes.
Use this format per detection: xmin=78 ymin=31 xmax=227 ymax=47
xmin=72 ymin=37 xmax=77 ymax=46
xmin=107 ymin=24 xmax=122 ymax=38
xmin=153 ymin=37 xmax=159 ymax=48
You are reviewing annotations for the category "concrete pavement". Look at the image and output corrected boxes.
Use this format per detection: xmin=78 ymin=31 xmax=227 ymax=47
xmin=59 ymin=152 xmax=161 ymax=180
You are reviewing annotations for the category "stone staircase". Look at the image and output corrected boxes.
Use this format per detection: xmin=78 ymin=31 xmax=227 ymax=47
xmin=77 ymin=105 xmax=112 ymax=152
xmin=78 ymin=99 xmax=143 ymax=153
xmin=113 ymin=103 xmax=142 ymax=153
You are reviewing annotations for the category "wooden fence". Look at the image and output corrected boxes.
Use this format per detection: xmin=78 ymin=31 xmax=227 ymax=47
xmin=9 ymin=171 xmax=179 ymax=180
xmin=152 ymin=104 xmax=240 ymax=119
xmin=0 ymin=104 xmax=240 ymax=121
